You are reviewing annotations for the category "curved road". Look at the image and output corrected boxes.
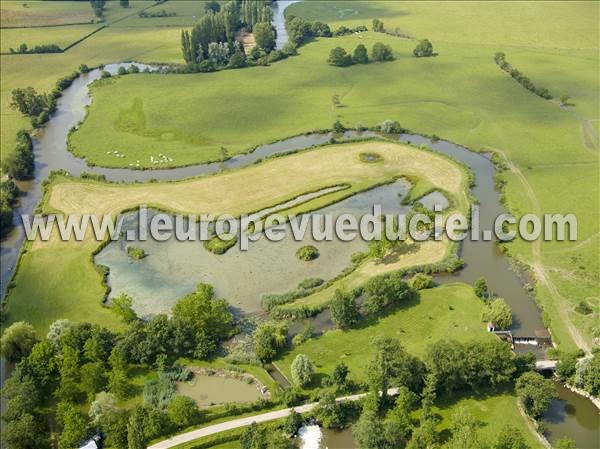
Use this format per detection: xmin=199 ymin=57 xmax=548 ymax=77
xmin=147 ymin=389 xmax=399 ymax=449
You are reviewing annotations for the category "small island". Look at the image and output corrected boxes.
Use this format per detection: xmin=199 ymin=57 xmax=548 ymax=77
xmin=296 ymin=245 xmax=319 ymax=261
xmin=126 ymin=245 xmax=146 ymax=260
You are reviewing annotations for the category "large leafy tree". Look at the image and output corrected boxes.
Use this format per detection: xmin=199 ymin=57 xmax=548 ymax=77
xmin=516 ymin=371 xmax=556 ymax=418
xmin=1 ymin=321 xmax=37 ymax=363
xmin=366 ymin=336 xmax=425 ymax=401
xmin=253 ymin=21 xmax=276 ymax=52
xmin=330 ymin=289 xmax=359 ymax=329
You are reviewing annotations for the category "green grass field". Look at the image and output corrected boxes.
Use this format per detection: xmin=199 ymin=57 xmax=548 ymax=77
xmin=0 ymin=24 xmax=100 ymax=52
xmin=0 ymin=0 xmax=195 ymax=161
xmin=274 ymin=283 xmax=495 ymax=385
xmin=0 ymin=0 xmax=96 ymax=27
xmin=433 ymin=390 xmax=543 ymax=448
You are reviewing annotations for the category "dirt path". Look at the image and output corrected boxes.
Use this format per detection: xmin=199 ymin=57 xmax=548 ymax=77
xmin=492 ymin=148 xmax=591 ymax=354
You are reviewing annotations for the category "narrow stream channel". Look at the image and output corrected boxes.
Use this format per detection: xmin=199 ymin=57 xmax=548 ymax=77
xmin=0 ymin=16 xmax=597 ymax=449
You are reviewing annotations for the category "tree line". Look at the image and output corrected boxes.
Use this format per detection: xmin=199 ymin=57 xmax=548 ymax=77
xmin=494 ymin=52 xmax=553 ymax=100
xmin=180 ymin=0 xmax=278 ymax=72
xmin=8 ymin=43 xmax=62 ymax=54
xmin=328 ymin=42 xmax=393 ymax=67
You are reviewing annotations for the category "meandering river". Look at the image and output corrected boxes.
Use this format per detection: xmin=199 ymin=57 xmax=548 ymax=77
xmin=0 ymin=8 xmax=597 ymax=446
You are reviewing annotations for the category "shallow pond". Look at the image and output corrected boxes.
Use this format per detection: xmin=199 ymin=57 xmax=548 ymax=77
xmin=176 ymin=374 xmax=262 ymax=407
xmin=95 ymin=181 xmax=412 ymax=317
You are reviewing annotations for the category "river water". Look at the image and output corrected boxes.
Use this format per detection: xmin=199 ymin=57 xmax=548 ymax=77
xmin=0 ymin=8 xmax=597 ymax=446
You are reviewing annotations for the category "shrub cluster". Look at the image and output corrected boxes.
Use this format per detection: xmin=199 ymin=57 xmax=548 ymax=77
xmin=9 ymin=43 xmax=62 ymax=54
xmin=285 ymin=14 xmax=333 ymax=45
xmin=328 ymin=42 xmax=393 ymax=67
xmin=494 ymin=52 xmax=552 ymax=99
xmin=126 ymin=245 xmax=146 ymax=260
xmin=295 ymin=245 xmax=319 ymax=261
xmin=138 ymin=9 xmax=176 ymax=18
xmin=261 ymin=278 xmax=324 ymax=311
xmin=10 ymin=68 xmax=82 ymax=128
xmin=371 ymin=18 xmax=413 ymax=39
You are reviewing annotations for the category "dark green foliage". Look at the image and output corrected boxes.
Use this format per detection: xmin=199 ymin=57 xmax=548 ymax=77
xmin=254 ymin=321 xmax=287 ymax=362
xmin=282 ymin=409 xmax=303 ymax=436
xmin=333 ymin=24 xmax=368 ymax=36
xmin=515 ymin=371 xmax=556 ymax=418
xmin=241 ymin=0 xmax=272 ymax=31
xmin=100 ymin=69 xmax=111 ymax=78
xmin=332 ymin=362 xmax=350 ymax=389
xmin=117 ymin=66 xmax=128 ymax=75
xmin=328 ymin=46 xmax=353 ymax=67
xmin=253 ymin=21 xmax=276 ymax=52
xmin=0 ymin=179 xmax=19 ymax=231
xmin=379 ymin=119 xmax=403 ymax=134
xmin=574 ymin=353 xmax=600 ymax=395
xmin=10 ymin=87 xmax=46 ymax=117
xmin=371 ymin=42 xmax=394 ymax=62
xmin=408 ymin=273 xmax=435 ymax=290
xmin=473 ymin=277 xmax=489 ymax=299
xmin=291 ymin=353 xmax=314 ymax=386
xmin=427 ymin=339 xmax=516 ymax=394
xmin=228 ymin=51 xmax=247 ymax=68
xmin=353 ymin=406 xmax=386 ymax=449
xmin=167 ymin=395 xmax=201 ymax=429
xmin=482 ymin=297 xmax=513 ymax=329
xmin=126 ymin=245 xmax=146 ymax=260
xmin=575 ymin=300 xmax=592 ymax=314
xmin=171 ymin=283 xmax=234 ymax=359
xmin=9 ymin=43 xmax=62 ymax=54
xmin=57 ymin=401 xmax=89 ymax=449
xmin=492 ymin=425 xmax=531 ymax=449
xmin=413 ymin=39 xmax=433 ymax=57
xmin=2 ymin=412 xmax=50 ymax=449
xmin=262 ymin=278 xmax=323 ymax=311
xmin=556 ymin=351 xmax=579 ymax=381
xmin=330 ymin=289 xmax=359 ymax=329
xmin=120 ymin=0 xmax=129 ymax=7
xmin=0 ymin=321 xmax=37 ymax=363
xmin=494 ymin=52 xmax=553 ymax=99
xmin=205 ymin=0 xmax=220 ymax=13
xmin=352 ymin=43 xmax=369 ymax=64
xmin=138 ymin=9 xmax=176 ymax=18
xmin=333 ymin=119 xmax=345 ymax=133
xmin=79 ymin=64 xmax=91 ymax=73
xmin=296 ymin=244 xmax=319 ymax=260
xmin=111 ymin=292 xmax=138 ymax=323
xmin=372 ymin=18 xmax=385 ymax=33
xmin=314 ymin=391 xmax=347 ymax=428
xmin=366 ymin=336 xmax=425 ymax=399
xmin=80 ymin=362 xmax=107 ymax=399
xmin=362 ymin=272 xmax=413 ymax=315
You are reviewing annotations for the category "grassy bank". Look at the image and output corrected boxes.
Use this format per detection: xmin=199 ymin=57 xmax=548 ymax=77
xmin=274 ymin=283 xmax=495 ymax=385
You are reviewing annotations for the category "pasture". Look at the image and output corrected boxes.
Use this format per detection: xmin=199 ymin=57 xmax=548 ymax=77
xmin=65 ymin=13 xmax=598 ymax=349
xmin=0 ymin=1 xmax=95 ymax=27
